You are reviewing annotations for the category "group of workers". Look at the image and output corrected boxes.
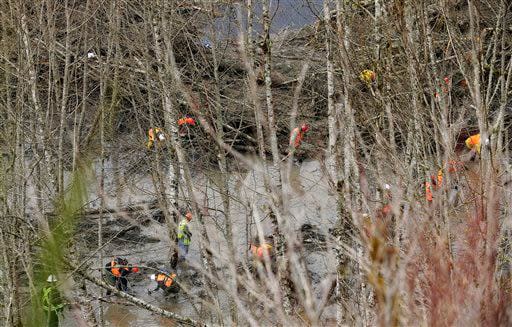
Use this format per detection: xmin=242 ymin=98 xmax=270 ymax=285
xmin=147 ymin=114 xmax=311 ymax=156
xmin=103 ymin=257 xmax=180 ymax=296
xmin=100 ymin=211 xmax=193 ymax=296
xmin=147 ymin=115 xmax=197 ymax=149
xmin=99 ymin=210 xmax=273 ymax=294
xmin=425 ymin=133 xmax=482 ymax=202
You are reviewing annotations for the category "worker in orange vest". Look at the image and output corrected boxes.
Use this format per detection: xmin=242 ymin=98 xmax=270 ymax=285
xmin=425 ymin=173 xmax=442 ymax=202
xmin=147 ymin=128 xmax=165 ymax=149
xmin=105 ymin=257 xmax=139 ymax=294
xmin=149 ymin=270 xmax=180 ymax=296
xmin=289 ymin=124 xmax=309 ymax=152
xmin=465 ymin=133 xmax=481 ymax=154
xmin=360 ymin=69 xmax=376 ymax=87
xmin=250 ymin=237 xmax=273 ymax=263
xmin=425 ymin=161 xmax=463 ymax=202
xmin=377 ymin=184 xmax=392 ymax=219
xmin=178 ymin=115 xmax=196 ymax=136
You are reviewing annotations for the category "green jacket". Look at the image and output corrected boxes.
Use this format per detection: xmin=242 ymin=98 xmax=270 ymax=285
xmin=42 ymin=285 xmax=64 ymax=312
xmin=177 ymin=219 xmax=191 ymax=245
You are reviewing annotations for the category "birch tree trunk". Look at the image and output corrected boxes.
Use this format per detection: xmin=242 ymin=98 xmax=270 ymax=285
xmin=57 ymin=0 xmax=71 ymax=195
xmin=262 ymin=0 xmax=281 ymax=169
xmin=151 ymin=8 xmax=220 ymax=321
xmin=324 ymin=0 xmax=339 ymax=187
xmin=335 ymin=0 xmax=366 ymax=323
xmin=206 ymin=7 xmax=238 ymax=322
xmin=20 ymin=11 xmax=53 ymax=233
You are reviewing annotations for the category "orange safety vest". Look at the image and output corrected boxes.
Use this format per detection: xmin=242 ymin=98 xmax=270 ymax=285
xmin=425 ymin=181 xmax=433 ymax=202
xmin=110 ymin=261 xmax=123 ymax=277
xmin=426 ymin=160 xmax=462 ymax=202
xmin=425 ymin=172 xmax=442 ymax=202
xmin=110 ymin=261 xmax=138 ymax=277
xmin=251 ymin=243 xmax=272 ymax=259
xmin=156 ymin=273 xmax=175 ymax=288
xmin=436 ymin=169 xmax=444 ymax=187
xmin=381 ymin=204 xmax=391 ymax=216
xmin=465 ymin=134 xmax=481 ymax=153
xmin=438 ymin=160 xmax=463 ymax=185
xmin=360 ymin=70 xmax=376 ymax=85
xmin=148 ymin=128 xmax=156 ymax=142
xmin=289 ymin=128 xmax=304 ymax=148
xmin=178 ymin=117 xmax=196 ymax=126
xmin=147 ymin=128 xmax=164 ymax=148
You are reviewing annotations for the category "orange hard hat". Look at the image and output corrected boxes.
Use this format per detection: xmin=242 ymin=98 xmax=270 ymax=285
xmin=185 ymin=212 xmax=192 ymax=220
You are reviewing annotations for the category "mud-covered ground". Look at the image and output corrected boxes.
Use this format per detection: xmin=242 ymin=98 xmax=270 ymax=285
xmin=60 ymin=159 xmax=338 ymax=326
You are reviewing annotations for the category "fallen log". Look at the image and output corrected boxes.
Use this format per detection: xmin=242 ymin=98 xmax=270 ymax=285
xmin=71 ymin=264 xmax=207 ymax=327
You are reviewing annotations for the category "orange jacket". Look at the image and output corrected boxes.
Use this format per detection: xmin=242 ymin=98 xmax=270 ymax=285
xmin=109 ymin=260 xmax=139 ymax=277
xmin=110 ymin=261 xmax=121 ymax=277
xmin=148 ymin=128 xmax=164 ymax=141
xmin=178 ymin=117 xmax=196 ymax=126
xmin=465 ymin=134 xmax=481 ymax=153
xmin=425 ymin=173 xmax=442 ymax=202
xmin=426 ymin=160 xmax=462 ymax=201
xmin=360 ymin=70 xmax=376 ymax=85
xmin=147 ymin=128 xmax=164 ymax=148
xmin=250 ymin=243 xmax=272 ymax=260
xmin=156 ymin=273 xmax=176 ymax=288
xmin=437 ymin=160 xmax=463 ymax=184
xmin=289 ymin=128 xmax=304 ymax=148
xmin=380 ymin=204 xmax=392 ymax=216
xmin=425 ymin=181 xmax=434 ymax=202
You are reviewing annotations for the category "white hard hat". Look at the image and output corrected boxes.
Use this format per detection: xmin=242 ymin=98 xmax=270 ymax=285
xmin=157 ymin=134 xmax=165 ymax=141
xmin=47 ymin=275 xmax=57 ymax=282
xmin=150 ymin=274 xmax=156 ymax=281
xmin=87 ymin=51 xmax=96 ymax=59
xmin=384 ymin=184 xmax=391 ymax=190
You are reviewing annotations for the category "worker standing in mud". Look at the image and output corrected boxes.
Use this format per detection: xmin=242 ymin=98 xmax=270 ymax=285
xmin=42 ymin=275 xmax=65 ymax=327
xmin=105 ymin=257 xmax=139 ymax=294
xmin=288 ymin=124 xmax=309 ymax=156
xmin=147 ymin=127 xmax=165 ymax=149
xmin=177 ymin=212 xmax=193 ymax=262
xmin=249 ymin=236 xmax=274 ymax=267
xmin=177 ymin=114 xmax=196 ymax=137
xmin=425 ymin=161 xmax=463 ymax=203
xmin=465 ymin=133 xmax=489 ymax=160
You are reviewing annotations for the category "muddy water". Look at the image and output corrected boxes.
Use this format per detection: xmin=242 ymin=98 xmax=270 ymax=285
xmin=69 ymin=159 xmax=338 ymax=326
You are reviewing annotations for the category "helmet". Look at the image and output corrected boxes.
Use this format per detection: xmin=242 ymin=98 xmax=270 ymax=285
xmin=185 ymin=212 xmax=193 ymax=220
xmin=360 ymin=69 xmax=376 ymax=83
xmin=301 ymin=124 xmax=309 ymax=132
xmin=47 ymin=275 xmax=57 ymax=282
xmin=150 ymin=274 xmax=156 ymax=281
xmin=384 ymin=184 xmax=391 ymax=190
xmin=155 ymin=129 xmax=165 ymax=141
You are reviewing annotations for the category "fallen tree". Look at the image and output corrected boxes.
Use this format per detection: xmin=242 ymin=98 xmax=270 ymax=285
xmin=71 ymin=264 xmax=206 ymax=327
